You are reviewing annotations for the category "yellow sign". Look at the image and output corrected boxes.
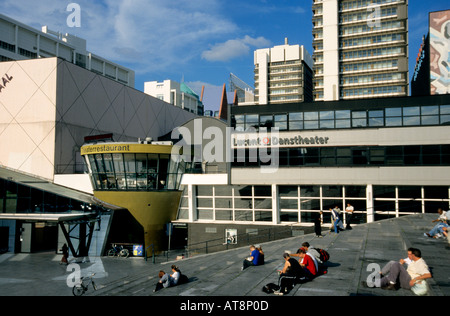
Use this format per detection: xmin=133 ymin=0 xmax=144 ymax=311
xmin=81 ymin=143 xmax=177 ymax=155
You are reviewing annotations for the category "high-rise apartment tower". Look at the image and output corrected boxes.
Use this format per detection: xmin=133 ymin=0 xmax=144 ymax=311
xmin=312 ymin=0 xmax=409 ymax=101
xmin=254 ymin=38 xmax=313 ymax=104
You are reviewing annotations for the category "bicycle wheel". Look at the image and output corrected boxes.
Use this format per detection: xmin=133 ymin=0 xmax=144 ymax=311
xmin=107 ymin=249 xmax=115 ymax=257
xmin=72 ymin=285 xmax=85 ymax=296
xmin=120 ymin=249 xmax=129 ymax=258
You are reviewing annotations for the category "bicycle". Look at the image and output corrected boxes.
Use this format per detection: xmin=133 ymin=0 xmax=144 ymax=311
xmin=72 ymin=273 xmax=97 ymax=296
xmin=107 ymin=244 xmax=129 ymax=258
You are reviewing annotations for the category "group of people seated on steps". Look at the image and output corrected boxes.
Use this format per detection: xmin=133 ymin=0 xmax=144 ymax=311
xmin=243 ymin=242 xmax=329 ymax=295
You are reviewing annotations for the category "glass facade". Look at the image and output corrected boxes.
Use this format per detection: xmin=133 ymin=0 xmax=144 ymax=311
xmin=232 ymin=104 xmax=450 ymax=132
xmin=0 ymin=178 xmax=99 ymax=214
xmin=232 ymin=145 xmax=450 ymax=168
xmin=178 ymin=184 xmax=450 ymax=225
xmin=373 ymin=185 xmax=450 ymax=221
xmin=85 ymin=153 xmax=188 ymax=191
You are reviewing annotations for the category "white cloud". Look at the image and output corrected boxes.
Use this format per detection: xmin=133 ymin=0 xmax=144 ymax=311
xmin=202 ymin=35 xmax=271 ymax=62
xmin=1 ymin=0 xmax=238 ymax=74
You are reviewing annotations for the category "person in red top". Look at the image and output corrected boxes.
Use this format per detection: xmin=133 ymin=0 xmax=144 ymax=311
xmin=297 ymin=248 xmax=317 ymax=279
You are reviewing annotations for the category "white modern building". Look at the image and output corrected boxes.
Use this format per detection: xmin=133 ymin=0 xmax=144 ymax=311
xmin=144 ymin=80 xmax=204 ymax=115
xmin=254 ymin=39 xmax=314 ymax=105
xmin=172 ymin=94 xmax=450 ymax=252
xmin=312 ymin=0 xmax=409 ymax=101
xmin=0 ymin=57 xmax=196 ymax=254
xmin=0 ymin=13 xmax=135 ymax=87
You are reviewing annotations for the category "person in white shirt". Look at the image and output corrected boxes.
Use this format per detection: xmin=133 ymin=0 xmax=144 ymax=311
xmin=345 ymin=203 xmax=354 ymax=230
xmin=378 ymin=248 xmax=432 ymax=291
xmin=425 ymin=208 xmax=449 ymax=238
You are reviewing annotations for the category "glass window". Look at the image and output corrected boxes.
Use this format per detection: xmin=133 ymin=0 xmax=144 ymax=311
xmin=386 ymin=117 xmax=402 ymax=126
xmin=421 ymin=115 xmax=439 ymax=125
xmin=304 ymin=148 xmax=319 ymax=164
xmin=215 ymin=186 xmax=232 ymax=196
xmin=441 ymin=115 xmax=450 ymax=125
xmin=197 ymin=198 xmax=213 ymax=208
xmin=215 ymin=198 xmax=232 ymax=209
xmin=322 ymin=199 xmax=343 ymax=212
xmin=197 ymin=209 xmax=214 ymax=220
xmin=386 ymin=147 xmax=403 ymax=165
xmin=304 ymin=112 xmax=319 ymax=121
xmin=404 ymin=146 xmax=421 ymax=165
xmin=320 ymin=111 xmax=334 ymax=120
xmin=245 ymin=114 xmax=259 ymax=123
xmin=279 ymin=186 xmax=298 ymax=197
xmin=352 ymin=111 xmax=367 ymax=127
xmin=304 ymin=120 xmax=319 ymax=129
xmin=321 ymin=147 xmax=336 ymax=166
xmin=386 ymin=107 xmax=402 ymax=117
xmin=370 ymin=148 xmax=385 ymax=165
xmin=234 ymin=197 xmax=252 ymax=209
xmin=260 ymin=115 xmax=273 ymax=128
xmin=289 ymin=112 xmax=303 ymax=121
xmin=123 ymin=154 xmax=136 ymax=173
xmin=345 ymin=186 xmax=366 ymax=198
xmin=300 ymin=185 xmax=320 ymax=197
xmin=374 ymin=200 xmax=395 ymax=221
xmin=274 ymin=114 xmax=287 ymax=122
xmin=254 ymin=198 xmax=272 ymax=209
xmin=280 ymin=211 xmax=298 ymax=222
xmin=421 ymin=105 xmax=439 ymax=116
xmin=403 ymin=116 xmax=420 ymax=126
xmin=403 ymin=107 xmax=420 ymax=116
xmin=289 ymin=121 xmax=303 ymax=130
xmin=280 ymin=199 xmax=298 ymax=209
xmin=300 ymin=198 xmax=320 ymax=210
xmin=255 ymin=211 xmax=272 ymax=222
xmin=336 ymin=110 xmax=350 ymax=119
xmin=352 ymin=111 xmax=366 ymax=119
xmin=440 ymin=105 xmax=450 ymax=114
xmin=235 ymin=210 xmax=253 ymax=221
xmin=320 ymin=120 xmax=335 ymax=129
xmin=234 ymin=185 xmax=253 ymax=197
xmin=215 ymin=210 xmax=232 ymax=221
xmin=197 ymin=186 xmax=213 ymax=196
xmin=234 ymin=115 xmax=245 ymax=123
xmin=322 ymin=185 xmax=343 ymax=197
xmin=373 ymin=186 xmax=396 ymax=198
xmin=336 ymin=119 xmax=351 ymax=128
xmin=424 ymin=186 xmax=449 ymax=199
xmin=422 ymin=145 xmax=440 ymax=165
xmin=398 ymin=186 xmax=421 ymax=199
xmin=369 ymin=110 xmax=384 ymax=127
xmin=274 ymin=114 xmax=287 ymax=130
xmin=289 ymin=148 xmax=304 ymax=165
xmin=254 ymin=186 xmax=271 ymax=197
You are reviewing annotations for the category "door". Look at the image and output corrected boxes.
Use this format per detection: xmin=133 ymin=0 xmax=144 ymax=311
xmin=20 ymin=223 xmax=32 ymax=253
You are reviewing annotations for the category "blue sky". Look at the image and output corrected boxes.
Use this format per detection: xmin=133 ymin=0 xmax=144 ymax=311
xmin=2 ymin=0 xmax=449 ymax=111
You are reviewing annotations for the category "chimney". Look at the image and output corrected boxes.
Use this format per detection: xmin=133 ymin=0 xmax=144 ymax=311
xmin=285 ymin=37 xmax=288 ymax=45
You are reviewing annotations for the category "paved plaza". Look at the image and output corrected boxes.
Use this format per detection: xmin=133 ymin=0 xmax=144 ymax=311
xmin=0 ymin=214 xmax=449 ymax=297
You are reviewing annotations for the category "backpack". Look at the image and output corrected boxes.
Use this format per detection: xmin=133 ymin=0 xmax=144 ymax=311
xmin=262 ymin=283 xmax=280 ymax=294
xmin=314 ymin=248 xmax=330 ymax=262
